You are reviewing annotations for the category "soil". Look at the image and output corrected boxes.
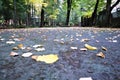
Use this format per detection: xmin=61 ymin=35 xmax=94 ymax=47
xmin=0 ymin=27 xmax=120 ymax=80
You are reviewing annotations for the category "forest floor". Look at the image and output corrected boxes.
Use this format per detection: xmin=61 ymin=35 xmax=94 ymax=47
xmin=0 ymin=27 xmax=120 ymax=80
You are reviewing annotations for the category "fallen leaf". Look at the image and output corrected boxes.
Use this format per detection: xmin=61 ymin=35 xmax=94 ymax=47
xmin=10 ymin=51 xmax=19 ymax=57
xmin=35 ymin=47 xmax=45 ymax=52
xmin=0 ymin=38 xmax=5 ymax=41
xmin=26 ymin=47 xmax=32 ymax=51
xmin=80 ymin=48 xmax=87 ymax=51
xmin=76 ymin=34 xmax=82 ymax=37
xmin=31 ymin=55 xmax=38 ymax=60
xmin=33 ymin=44 xmax=44 ymax=48
xmin=112 ymin=40 xmax=117 ymax=43
xmin=12 ymin=47 xmax=19 ymax=50
xmin=6 ymin=41 xmax=15 ymax=44
xmin=79 ymin=77 xmax=93 ymax=80
xmin=31 ymin=54 xmax=59 ymax=64
xmin=96 ymin=52 xmax=105 ymax=58
xmin=81 ymin=38 xmax=90 ymax=42
xmin=13 ymin=38 xmax=20 ymax=41
xmin=53 ymin=39 xmax=59 ymax=42
xmin=70 ymin=47 xmax=78 ymax=50
xmin=101 ymin=46 xmax=107 ymax=51
xmin=17 ymin=44 xmax=24 ymax=49
xmin=22 ymin=52 xmax=33 ymax=57
xmin=96 ymin=40 xmax=99 ymax=43
xmin=85 ymin=44 xmax=97 ymax=50
xmin=18 ymin=38 xmax=24 ymax=41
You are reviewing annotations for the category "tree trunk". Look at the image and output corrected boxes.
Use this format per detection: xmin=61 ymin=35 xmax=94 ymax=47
xmin=91 ymin=0 xmax=99 ymax=26
xmin=106 ymin=0 xmax=111 ymax=27
xmin=26 ymin=3 xmax=31 ymax=26
xmin=13 ymin=0 xmax=17 ymax=27
xmin=40 ymin=7 xmax=44 ymax=27
xmin=66 ymin=0 xmax=72 ymax=26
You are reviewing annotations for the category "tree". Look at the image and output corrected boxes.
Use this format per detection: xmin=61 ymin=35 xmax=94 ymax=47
xmin=66 ymin=0 xmax=72 ymax=26
xmin=40 ymin=6 xmax=45 ymax=27
xmin=91 ymin=0 xmax=100 ymax=26
xmin=2 ymin=0 xmax=13 ymax=21
xmin=106 ymin=0 xmax=111 ymax=27
xmin=13 ymin=0 xmax=17 ymax=27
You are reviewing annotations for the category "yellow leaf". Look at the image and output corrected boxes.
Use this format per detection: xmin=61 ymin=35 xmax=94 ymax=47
xmin=85 ymin=44 xmax=97 ymax=50
xmin=32 ymin=54 xmax=59 ymax=64
xmin=42 ymin=3 xmax=48 ymax=7
xmin=17 ymin=44 xmax=24 ymax=49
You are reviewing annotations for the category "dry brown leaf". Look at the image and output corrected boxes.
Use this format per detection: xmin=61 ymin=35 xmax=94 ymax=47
xmin=10 ymin=51 xmax=19 ymax=57
xmin=12 ymin=47 xmax=19 ymax=50
xmin=96 ymin=52 xmax=105 ymax=58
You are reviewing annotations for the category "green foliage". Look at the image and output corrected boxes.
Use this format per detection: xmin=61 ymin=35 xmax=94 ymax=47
xmin=0 ymin=0 xmax=116 ymax=27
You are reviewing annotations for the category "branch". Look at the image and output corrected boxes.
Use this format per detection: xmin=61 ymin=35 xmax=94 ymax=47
xmin=110 ymin=0 xmax=120 ymax=11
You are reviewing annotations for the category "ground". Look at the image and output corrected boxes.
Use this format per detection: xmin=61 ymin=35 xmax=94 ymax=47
xmin=0 ymin=27 xmax=120 ymax=80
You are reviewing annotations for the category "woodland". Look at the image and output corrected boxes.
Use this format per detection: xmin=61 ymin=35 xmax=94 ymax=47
xmin=0 ymin=0 xmax=120 ymax=28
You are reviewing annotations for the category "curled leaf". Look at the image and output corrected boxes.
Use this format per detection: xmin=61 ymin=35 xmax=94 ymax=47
xmin=80 ymin=48 xmax=87 ymax=51
xmin=31 ymin=54 xmax=59 ymax=64
xmin=101 ymin=46 xmax=107 ymax=51
xmin=96 ymin=52 xmax=105 ymax=58
xmin=85 ymin=44 xmax=97 ymax=50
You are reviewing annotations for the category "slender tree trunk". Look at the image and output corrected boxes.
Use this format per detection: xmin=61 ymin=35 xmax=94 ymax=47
xmin=91 ymin=0 xmax=99 ymax=26
xmin=13 ymin=0 xmax=17 ymax=27
xmin=66 ymin=0 xmax=72 ymax=26
xmin=106 ymin=0 xmax=111 ymax=27
xmin=27 ymin=4 xmax=31 ymax=26
xmin=40 ymin=7 xmax=44 ymax=27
